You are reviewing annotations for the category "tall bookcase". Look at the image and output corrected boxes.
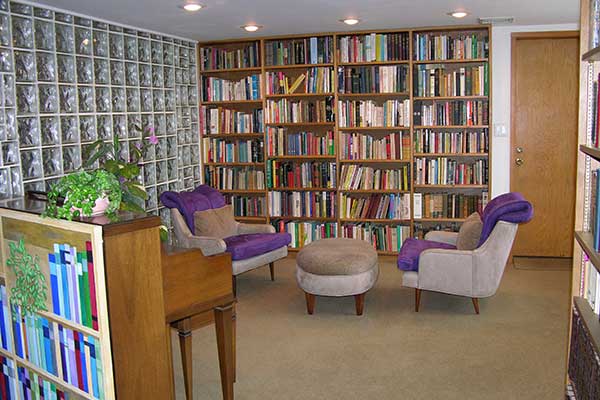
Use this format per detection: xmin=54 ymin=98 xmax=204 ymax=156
xmin=567 ymin=0 xmax=600 ymax=397
xmin=198 ymin=25 xmax=491 ymax=255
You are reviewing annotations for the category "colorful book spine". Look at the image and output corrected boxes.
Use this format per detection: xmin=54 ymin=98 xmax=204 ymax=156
xmin=49 ymin=242 xmax=98 ymax=330
xmin=268 ymin=191 xmax=336 ymax=218
xmin=204 ymin=166 xmax=265 ymax=190
xmin=272 ymin=220 xmax=338 ymax=248
xmin=0 ymin=355 xmax=17 ymax=400
xmin=266 ymin=98 xmax=334 ymax=123
xmin=16 ymin=365 xmax=70 ymax=400
xmin=266 ymin=128 xmax=335 ymax=156
xmin=224 ymin=194 xmax=266 ymax=217
xmin=11 ymin=309 xmax=57 ymax=377
xmin=201 ymin=42 xmax=260 ymax=70
xmin=337 ymin=99 xmax=411 ymax=127
xmin=0 ymin=283 xmax=13 ymax=352
xmin=341 ymin=223 xmax=410 ymax=252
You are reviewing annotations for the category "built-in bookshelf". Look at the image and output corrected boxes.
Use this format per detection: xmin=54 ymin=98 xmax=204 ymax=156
xmin=568 ymin=0 xmax=600 ymax=397
xmin=198 ymin=25 xmax=491 ymax=253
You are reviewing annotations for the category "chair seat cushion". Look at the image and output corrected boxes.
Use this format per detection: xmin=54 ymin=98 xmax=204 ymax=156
xmin=224 ymin=233 xmax=291 ymax=261
xmin=397 ymin=238 xmax=456 ymax=272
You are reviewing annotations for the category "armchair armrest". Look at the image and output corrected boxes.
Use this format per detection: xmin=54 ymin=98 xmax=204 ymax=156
xmin=424 ymin=231 xmax=459 ymax=246
xmin=418 ymin=248 xmax=474 ymax=297
xmin=237 ymin=222 xmax=276 ymax=235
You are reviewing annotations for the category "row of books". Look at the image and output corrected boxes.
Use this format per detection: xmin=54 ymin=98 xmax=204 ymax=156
xmin=0 ymin=355 xmax=16 ymax=399
xmin=201 ymin=107 xmax=264 ymax=134
xmin=265 ymin=98 xmax=334 ymax=123
xmin=11 ymin=307 xmax=104 ymax=399
xmin=201 ymin=75 xmax=262 ymax=102
xmin=272 ymin=221 xmax=338 ymax=248
xmin=340 ymin=193 xmax=411 ymax=220
xmin=339 ymin=131 xmax=409 ymax=160
xmin=413 ymin=222 xmax=462 ymax=239
xmin=413 ymin=192 xmax=488 ymax=219
xmin=341 ymin=223 xmax=410 ymax=252
xmin=414 ymin=64 xmax=489 ymax=97
xmin=590 ymin=74 xmax=600 ymax=148
xmin=200 ymin=42 xmax=260 ymax=70
xmin=268 ymin=191 xmax=336 ymax=218
xmin=339 ymin=165 xmax=410 ymax=191
xmin=0 ymin=284 xmax=12 ymax=352
xmin=48 ymin=242 xmax=99 ymax=330
xmin=414 ymin=129 xmax=489 ymax=154
xmin=203 ymin=166 xmax=265 ymax=190
xmin=414 ymin=158 xmax=488 ymax=185
xmin=266 ymin=161 xmax=337 ymax=189
xmin=337 ymin=33 xmax=410 ymax=63
xmin=265 ymin=37 xmax=334 ymax=66
xmin=225 ymin=195 xmax=265 ymax=217
xmin=337 ymin=65 xmax=408 ymax=94
xmin=584 ymin=261 xmax=600 ymax=317
xmin=202 ymin=138 xmax=264 ymax=163
xmin=413 ymin=100 xmax=489 ymax=126
xmin=413 ymin=32 xmax=489 ymax=61
xmin=266 ymin=128 xmax=335 ymax=156
xmin=265 ymin=68 xmax=334 ymax=95
xmin=337 ymin=99 xmax=411 ymax=127
xmin=590 ymin=169 xmax=600 ymax=251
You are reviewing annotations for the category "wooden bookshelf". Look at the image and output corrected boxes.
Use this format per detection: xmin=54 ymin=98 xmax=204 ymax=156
xmin=198 ymin=25 xmax=491 ymax=253
xmin=579 ymin=144 xmax=600 ymax=161
xmin=574 ymin=231 xmax=600 ymax=274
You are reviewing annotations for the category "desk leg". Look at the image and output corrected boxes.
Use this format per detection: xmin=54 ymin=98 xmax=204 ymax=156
xmin=215 ymin=303 xmax=235 ymax=400
xmin=232 ymin=307 xmax=237 ymax=383
xmin=178 ymin=318 xmax=193 ymax=400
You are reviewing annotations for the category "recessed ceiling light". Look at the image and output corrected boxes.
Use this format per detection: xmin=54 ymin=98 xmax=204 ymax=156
xmin=448 ymin=11 xmax=468 ymax=18
xmin=181 ymin=3 xmax=203 ymax=11
xmin=242 ymin=24 xmax=262 ymax=32
xmin=340 ymin=18 xmax=360 ymax=25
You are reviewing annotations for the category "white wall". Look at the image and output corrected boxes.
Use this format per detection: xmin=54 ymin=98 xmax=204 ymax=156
xmin=491 ymin=23 xmax=579 ymax=197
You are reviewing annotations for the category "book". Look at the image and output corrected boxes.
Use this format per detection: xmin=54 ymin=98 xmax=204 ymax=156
xmin=338 ymin=99 xmax=411 ymax=128
xmin=272 ymin=221 xmax=338 ymax=248
xmin=289 ymin=74 xmax=306 ymax=94
xmin=200 ymin=42 xmax=260 ymax=70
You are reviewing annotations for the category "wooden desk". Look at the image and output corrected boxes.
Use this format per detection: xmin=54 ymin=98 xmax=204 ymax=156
xmin=162 ymin=245 xmax=236 ymax=400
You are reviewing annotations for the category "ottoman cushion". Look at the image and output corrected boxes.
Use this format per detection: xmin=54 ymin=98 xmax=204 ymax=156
xmin=297 ymin=238 xmax=377 ymax=276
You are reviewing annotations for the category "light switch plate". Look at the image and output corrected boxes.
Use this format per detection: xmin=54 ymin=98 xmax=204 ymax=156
xmin=494 ymin=123 xmax=507 ymax=137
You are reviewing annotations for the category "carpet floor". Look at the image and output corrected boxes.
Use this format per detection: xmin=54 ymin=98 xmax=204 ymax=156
xmin=171 ymin=254 xmax=571 ymax=400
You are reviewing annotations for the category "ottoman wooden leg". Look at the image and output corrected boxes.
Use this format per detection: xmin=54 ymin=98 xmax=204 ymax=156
xmin=355 ymin=293 xmax=365 ymax=316
xmin=305 ymin=292 xmax=316 ymax=315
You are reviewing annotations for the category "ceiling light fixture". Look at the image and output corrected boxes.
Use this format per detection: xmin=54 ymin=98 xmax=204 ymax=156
xmin=340 ymin=18 xmax=360 ymax=25
xmin=181 ymin=3 xmax=203 ymax=11
xmin=448 ymin=11 xmax=468 ymax=18
xmin=242 ymin=24 xmax=262 ymax=32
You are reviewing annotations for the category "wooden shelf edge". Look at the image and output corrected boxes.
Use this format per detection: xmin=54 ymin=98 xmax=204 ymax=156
xmin=413 ymin=58 xmax=489 ymax=64
xmin=575 ymin=231 xmax=600 ymax=273
xmin=583 ymin=45 xmax=600 ymax=62
xmin=268 ymin=187 xmax=337 ymax=192
xmin=414 ymin=153 xmax=488 ymax=157
xmin=413 ymin=95 xmax=488 ymax=100
xmin=38 ymin=311 xmax=100 ymax=339
xmin=200 ymin=67 xmax=262 ymax=73
xmin=339 ymin=159 xmax=411 ymax=163
xmin=265 ymin=93 xmax=334 ymax=98
xmin=416 ymin=218 xmax=466 ymax=222
xmin=263 ymin=63 xmax=334 ymax=70
xmin=580 ymin=145 xmax=600 ymax=162
xmin=573 ymin=297 xmax=600 ymax=356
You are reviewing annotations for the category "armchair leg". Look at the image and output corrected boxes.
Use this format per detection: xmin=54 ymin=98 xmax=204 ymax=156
xmin=354 ymin=293 xmax=365 ymax=316
xmin=415 ymin=289 xmax=421 ymax=312
xmin=232 ymin=276 xmax=237 ymax=297
xmin=269 ymin=262 xmax=275 ymax=281
xmin=472 ymin=298 xmax=480 ymax=314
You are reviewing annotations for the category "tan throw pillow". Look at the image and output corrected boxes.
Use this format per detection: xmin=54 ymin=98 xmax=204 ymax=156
xmin=194 ymin=205 xmax=238 ymax=239
xmin=456 ymin=212 xmax=483 ymax=250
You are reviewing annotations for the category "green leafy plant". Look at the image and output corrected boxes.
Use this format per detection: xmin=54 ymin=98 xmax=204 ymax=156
xmin=83 ymin=125 xmax=156 ymax=213
xmin=43 ymin=169 xmax=122 ymax=220
xmin=6 ymin=238 xmax=48 ymax=317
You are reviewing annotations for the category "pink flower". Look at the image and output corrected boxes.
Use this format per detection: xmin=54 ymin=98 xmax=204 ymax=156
xmin=146 ymin=126 xmax=155 ymax=133
xmin=148 ymin=134 xmax=159 ymax=145
xmin=135 ymin=142 xmax=142 ymax=150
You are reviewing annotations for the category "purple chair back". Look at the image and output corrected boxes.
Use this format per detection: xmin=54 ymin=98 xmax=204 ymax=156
xmin=478 ymin=192 xmax=533 ymax=247
xmin=159 ymin=185 xmax=226 ymax=232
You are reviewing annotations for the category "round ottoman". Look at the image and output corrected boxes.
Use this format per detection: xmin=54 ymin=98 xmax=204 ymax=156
xmin=296 ymin=238 xmax=378 ymax=315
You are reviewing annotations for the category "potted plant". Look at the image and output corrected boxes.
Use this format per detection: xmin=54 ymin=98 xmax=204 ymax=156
xmin=43 ymin=169 xmax=122 ymax=220
xmin=43 ymin=125 xmax=157 ymax=220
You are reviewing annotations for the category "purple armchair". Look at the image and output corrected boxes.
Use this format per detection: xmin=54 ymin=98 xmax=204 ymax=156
xmin=161 ymin=186 xmax=291 ymax=293
xmin=398 ymin=192 xmax=533 ymax=314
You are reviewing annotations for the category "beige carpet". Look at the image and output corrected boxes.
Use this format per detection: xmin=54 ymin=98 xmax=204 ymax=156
xmin=171 ymin=254 xmax=571 ymax=400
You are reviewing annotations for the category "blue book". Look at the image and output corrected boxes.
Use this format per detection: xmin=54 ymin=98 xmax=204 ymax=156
xmin=59 ymin=245 xmax=71 ymax=321
xmin=310 ymin=37 xmax=317 ymax=64
xmin=67 ymin=329 xmax=78 ymax=389
xmin=12 ymin=307 xmax=22 ymax=358
xmin=58 ymin=326 xmax=68 ymax=383
xmin=79 ymin=332 xmax=89 ymax=393
xmin=54 ymin=246 xmax=64 ymax=318
xmin=42 ymin=319 xmax=54 ymax=375
xmin=0 ymin=286 xmax=7 ymax=350
xmin=88 ymin=337 xmax=99 ymax=398
xmin=69 ymin=246 xmax=80 ymax=324
xmin=48 ymin=253 xmax=60 ymax=315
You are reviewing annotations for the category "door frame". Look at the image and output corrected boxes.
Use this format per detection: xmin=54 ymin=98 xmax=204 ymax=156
xmin=509 ymin=31 xmax=579 ymax=256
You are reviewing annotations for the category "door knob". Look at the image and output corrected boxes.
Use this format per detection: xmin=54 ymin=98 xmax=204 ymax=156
xmin=516 ymin=147 xmax=523 ymax=153
xmin=515 ymin=158 xmax=524 ymax=166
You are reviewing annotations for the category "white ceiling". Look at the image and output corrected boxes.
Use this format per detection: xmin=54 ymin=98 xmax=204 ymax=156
xmin=33 ymin=0 xmax=579 ymax=41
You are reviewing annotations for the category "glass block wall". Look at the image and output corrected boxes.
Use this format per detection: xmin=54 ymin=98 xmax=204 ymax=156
xmin=0 ymin=1 xmax=201 ymax=227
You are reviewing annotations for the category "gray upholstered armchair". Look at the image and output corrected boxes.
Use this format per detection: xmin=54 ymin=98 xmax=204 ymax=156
xmin=402 ymin=221 xmax=518 ymax=314
xmin=171 ymin=208 xmax=289 ymax=293
xmin=399 ymin=192 xmax=533 ymax=314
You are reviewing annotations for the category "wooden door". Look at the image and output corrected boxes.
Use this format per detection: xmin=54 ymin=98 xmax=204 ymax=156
xmin=511 ymin=32 xmax=579 ymax=257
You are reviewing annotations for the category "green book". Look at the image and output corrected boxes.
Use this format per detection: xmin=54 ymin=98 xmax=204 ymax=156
xmin=484 ymin=63 xmax=489 ymax=96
